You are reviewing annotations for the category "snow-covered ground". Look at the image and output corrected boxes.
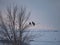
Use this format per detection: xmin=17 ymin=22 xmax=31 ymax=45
xmin=0 ymin=29 xmax=60 ymax=45
xmin=30 ymin=29 xmax=60 ymax=45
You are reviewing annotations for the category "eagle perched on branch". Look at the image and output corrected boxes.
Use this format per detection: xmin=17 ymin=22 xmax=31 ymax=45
xmin=32 ymin=21 xmax=35 ymax=26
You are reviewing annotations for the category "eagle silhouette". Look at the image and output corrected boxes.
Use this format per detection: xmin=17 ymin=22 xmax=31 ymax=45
xmin=29 ymin=22 xmax=31 ymax=25
xmin=32 ymin=21 xmax=35 ymax=26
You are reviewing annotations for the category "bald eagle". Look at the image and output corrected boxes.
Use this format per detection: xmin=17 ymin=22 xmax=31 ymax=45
xmin=32 ymin=21 xmax=35 ymax=26
xmin=29 ymin=22 xmax=31 ymax=25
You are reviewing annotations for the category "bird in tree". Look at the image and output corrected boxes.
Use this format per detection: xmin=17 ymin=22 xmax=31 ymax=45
xmin=29 ymin=22 xmax=31 ymax=25
xmin=32 ymin=21 xmax=35 ymax=26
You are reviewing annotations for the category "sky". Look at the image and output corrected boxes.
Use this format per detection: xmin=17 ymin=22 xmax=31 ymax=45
xmin=0 ymin=0 xmax=60 ymax=30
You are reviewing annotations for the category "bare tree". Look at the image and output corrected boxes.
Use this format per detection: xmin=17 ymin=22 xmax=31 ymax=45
xmin=0 ymin=6 xmax=35 ymax=45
